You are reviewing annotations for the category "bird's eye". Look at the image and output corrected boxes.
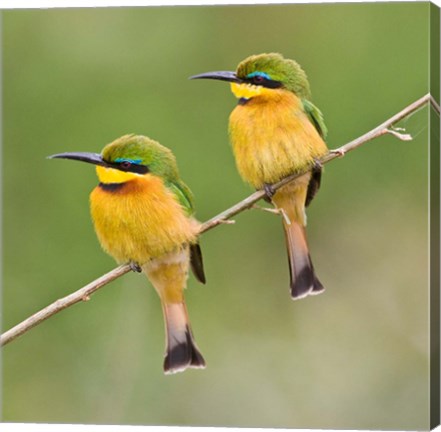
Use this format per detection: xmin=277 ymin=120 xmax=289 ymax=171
xmin=253 ymin=75 xmax=265 ymax=84
xmin=120 ymin=161 xmax=132 ymax=170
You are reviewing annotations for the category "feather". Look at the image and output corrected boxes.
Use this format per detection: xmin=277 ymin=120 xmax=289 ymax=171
xmin=190 ymin=242 xmax=206 ymax=284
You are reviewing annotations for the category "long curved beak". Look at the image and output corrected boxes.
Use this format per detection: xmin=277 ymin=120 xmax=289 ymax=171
xmin=47 ymin=152 xmax=106 ymax=167
xmin=189 ymin=71 xmax=242 ymax=83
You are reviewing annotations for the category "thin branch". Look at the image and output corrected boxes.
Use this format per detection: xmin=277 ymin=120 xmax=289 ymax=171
xmin=199 ymin=93 xmax=434 ymax=232
xmin=1 ymin=93 xmax=434 ymax=347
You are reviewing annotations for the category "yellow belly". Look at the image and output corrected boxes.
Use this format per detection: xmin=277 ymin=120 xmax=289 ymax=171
xmin=142 ymin=249 xmax=190 ymax=303
xmin=229 ymin=90 xmax=328 ymax=189
xmin=90 ymin=176 xmax=199 ymax=265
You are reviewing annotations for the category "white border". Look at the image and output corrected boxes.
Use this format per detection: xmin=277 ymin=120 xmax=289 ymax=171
xmin=1 ymin=1 xmax=439 ymax=432
xmin=0 ymin=0 xmax=440 ymax=10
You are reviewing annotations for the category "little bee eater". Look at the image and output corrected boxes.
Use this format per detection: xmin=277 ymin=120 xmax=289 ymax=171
xmin=191 ymin=53 xmax=328 ymax=300
xmin=49 ymin=134 xmax=206 ymax=374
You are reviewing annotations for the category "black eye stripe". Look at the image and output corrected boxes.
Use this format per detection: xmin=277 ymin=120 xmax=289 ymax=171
xmin=130 ymin=164 xmax=149 ymax=174
xmin=243 ymin=76 xmax=283 ymax=89
xmin=103 ymin=160 xmax=149 ymax=174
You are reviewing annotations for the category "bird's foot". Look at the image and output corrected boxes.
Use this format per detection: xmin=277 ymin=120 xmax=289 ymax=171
xmin=262 ymin=183 xmax=276 ymax=203
xmin=312 ymin=158 xmax=323 ymax=171
xmin=129 ymin=261 xmax=142 ymax=273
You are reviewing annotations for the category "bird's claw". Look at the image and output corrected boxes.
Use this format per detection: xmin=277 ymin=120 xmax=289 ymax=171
xmin=263 ymin=183 xmax=276 ymax=203
xmin=129 ymin=262 xmax=142 ymax=273
xmin=312 ymin=158 xmax=323 ymax=171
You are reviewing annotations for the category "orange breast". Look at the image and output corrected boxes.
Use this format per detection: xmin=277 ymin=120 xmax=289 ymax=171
xmin=90 ymin=175 xmax=199 ymax=265
xmin=228 ymin=90 xmax=328 ymax=189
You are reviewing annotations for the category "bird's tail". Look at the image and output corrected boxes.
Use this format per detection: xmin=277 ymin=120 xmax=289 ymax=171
xmin=273 ymin=182 xmax=324 ymax=300
xmin=283 ymin=220 xmax=324 ymax=299
xmin=162 ymin=302 xmax=206 ymax=374
xmin=142 ymin=251 xmax=205 ymax=375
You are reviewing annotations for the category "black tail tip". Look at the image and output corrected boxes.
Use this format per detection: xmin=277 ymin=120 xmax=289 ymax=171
xmin=291 ymin=267 xmax=325 ymax=300
xmin=163 ymin=331 xmax=206 ymax=375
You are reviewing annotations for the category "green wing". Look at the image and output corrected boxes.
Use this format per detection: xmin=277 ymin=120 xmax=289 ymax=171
xmin=302 ymin=99 xmax=327 ymax=208
xmin=165 ymin=179 xmax=206 ymax=284
xmin=166 ymin=179 xmax=195 ymax=216
xmin=302 ymin=99 xmax=328 ymax=139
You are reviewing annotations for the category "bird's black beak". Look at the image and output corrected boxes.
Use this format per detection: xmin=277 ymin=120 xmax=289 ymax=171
xmin=189 ymin=71 xmax=242 ymax=83
xmin=48 ymin=152 xmax=107 ymax=167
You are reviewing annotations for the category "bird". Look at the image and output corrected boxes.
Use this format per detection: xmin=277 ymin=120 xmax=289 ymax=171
xmin=49 ymin=134 xmax=206 ymax=374
xmin=191 ymin=53 xmax=328 ymax=300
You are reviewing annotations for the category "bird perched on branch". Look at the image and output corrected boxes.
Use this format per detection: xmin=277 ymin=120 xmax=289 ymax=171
xmin=49 ymin=134 xmax=206 ymax=374
xmin=191 ymin=53 xmax=328 ymax=300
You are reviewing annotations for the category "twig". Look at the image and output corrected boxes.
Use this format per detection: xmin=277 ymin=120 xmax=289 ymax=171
xmin=1 ymin=93 xmax=434 ymax=347
xmin=252 ymin=204 xmax=292 ymax=225
xmin=200 ymin=93 xmax=433 ymax=232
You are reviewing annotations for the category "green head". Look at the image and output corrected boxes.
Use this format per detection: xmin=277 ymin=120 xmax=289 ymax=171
xmin=101 ymin=134 xmax=179 ymax=179
xmin=236 ymin=53 xmax=311 ymax=98
xmin=190 ymin=52 xmax=311 ymax=99
xmin=48 ymin=134 xmax=179 ymax=183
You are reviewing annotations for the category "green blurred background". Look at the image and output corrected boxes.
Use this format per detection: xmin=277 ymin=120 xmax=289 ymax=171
xmin=2 ymin=3 xmax=433 ymax=429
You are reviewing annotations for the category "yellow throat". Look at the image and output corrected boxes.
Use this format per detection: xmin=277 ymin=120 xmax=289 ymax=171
xmin=230 ymin=82 xmax=274 ymax=100
xmin=96 ymin=165 xmax=142 ymax=184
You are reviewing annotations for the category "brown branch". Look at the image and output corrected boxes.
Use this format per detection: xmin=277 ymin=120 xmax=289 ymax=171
xmin=1 ymin=93 xmax=434 ymax=347
xmin=199 ymin=93 xmax=434 ymax=232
